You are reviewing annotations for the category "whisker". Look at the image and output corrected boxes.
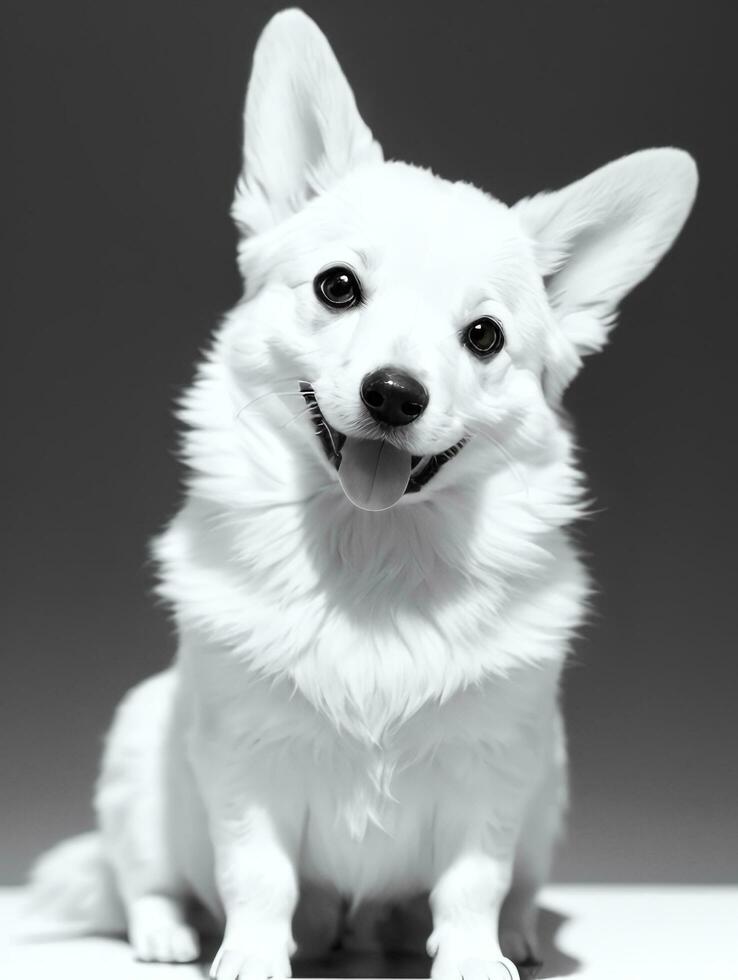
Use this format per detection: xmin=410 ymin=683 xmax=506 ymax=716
xmin=235 ymin=389 xmax=305 ymax=421
xmin=278 ymin=405 xmax=313 ymax=430
xmin=295 ymin=348 xmax=328 ymax=358
xmin=473 ymin=427 xmax=530 ymax=500
xmin=315 ymin=417 xmax=341 ymax=457
xmin=231 ymin=339 xmax=327 ymax=362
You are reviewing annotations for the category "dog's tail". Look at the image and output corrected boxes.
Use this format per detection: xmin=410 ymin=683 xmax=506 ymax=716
xmin=19 ymin=832 xmax=126 ymax=939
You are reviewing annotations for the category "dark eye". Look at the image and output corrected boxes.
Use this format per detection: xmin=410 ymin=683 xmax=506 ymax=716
xmin=314 ymin=266 xmax=362 ymax=309
xmin=463 ymin=316 xmax=505 ymax=358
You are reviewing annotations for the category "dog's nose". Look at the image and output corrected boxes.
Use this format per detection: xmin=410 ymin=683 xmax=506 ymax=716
xmin=360 ymin=367 xmax=429 ymax=426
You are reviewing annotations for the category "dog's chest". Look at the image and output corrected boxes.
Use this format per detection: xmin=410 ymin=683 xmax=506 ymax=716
xmin=295 ymin=695 xmax=517 ymax=899
xmin=300 ymin=738 xmax=433 ymax=898
xmin=325 ymin=745 xmax=398 ymax=839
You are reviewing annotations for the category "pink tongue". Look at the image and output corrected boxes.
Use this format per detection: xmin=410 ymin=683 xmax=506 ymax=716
xmin=338 ymin=438 xmax=412 ymax=511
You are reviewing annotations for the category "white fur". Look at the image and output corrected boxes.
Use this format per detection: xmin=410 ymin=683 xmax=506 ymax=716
xmin=27 ymin=9 xmax=697 ymax=980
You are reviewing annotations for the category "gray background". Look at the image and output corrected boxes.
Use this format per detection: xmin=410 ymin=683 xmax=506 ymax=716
xmin=2 ymin=0 xmax=735 ymax=885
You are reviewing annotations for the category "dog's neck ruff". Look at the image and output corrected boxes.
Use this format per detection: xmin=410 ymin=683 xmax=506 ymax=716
xmin=160 ymin=375 xmax=590 ymax=740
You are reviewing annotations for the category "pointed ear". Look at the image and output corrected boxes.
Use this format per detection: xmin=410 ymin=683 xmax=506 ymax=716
xmin=514 ymin=149 xmax=698 ymax=381
xmin=232 ymin=9 xmax=383 ymax=235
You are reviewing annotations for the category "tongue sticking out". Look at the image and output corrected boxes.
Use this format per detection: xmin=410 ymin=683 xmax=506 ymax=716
xmin=338 ymin=437 xmax=412 ymax=511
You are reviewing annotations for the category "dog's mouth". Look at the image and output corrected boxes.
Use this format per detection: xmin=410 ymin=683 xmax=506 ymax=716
xmin=299 ymin=384 xmax=466 ymax=511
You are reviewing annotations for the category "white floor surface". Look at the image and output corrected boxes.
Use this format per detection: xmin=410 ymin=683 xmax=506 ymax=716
xmin=1 ymin=885 xmax=736 ymax=980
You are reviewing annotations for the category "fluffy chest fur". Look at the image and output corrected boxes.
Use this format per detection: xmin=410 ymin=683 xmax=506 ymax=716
xmin=156 ymin=398 xmax=587 ymax=744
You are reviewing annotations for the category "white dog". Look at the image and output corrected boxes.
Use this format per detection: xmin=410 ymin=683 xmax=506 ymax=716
xmin=27 ymin=9 xmax=697 ymax=980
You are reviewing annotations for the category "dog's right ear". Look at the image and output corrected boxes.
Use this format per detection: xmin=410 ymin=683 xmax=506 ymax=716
xmin=233 ymin=9 xmax=383 ymax=235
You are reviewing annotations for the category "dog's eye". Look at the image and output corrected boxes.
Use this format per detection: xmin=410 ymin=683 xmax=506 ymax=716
xmin=314 ymin=266 xmax=362 ymax=310
xmin=463 ymin=316 xmax=505 ymax=358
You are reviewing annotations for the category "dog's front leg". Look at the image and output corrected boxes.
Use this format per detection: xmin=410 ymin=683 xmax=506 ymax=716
xmin=427 ymin=771 xmax=529 ymax=980
xmin=190 ymin=718 xmax=304 ymax=980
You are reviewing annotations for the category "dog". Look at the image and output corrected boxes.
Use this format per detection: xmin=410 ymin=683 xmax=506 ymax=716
xmin=26 ymin=9 xmax=697 ymax=980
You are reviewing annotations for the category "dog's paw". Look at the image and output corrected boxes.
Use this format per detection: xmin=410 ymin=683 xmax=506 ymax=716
xmin=129 ymin=896 xmax=200 ymax=963
xmin=209 ymin=920 xmax=293 ymax=980
xmin=209 ymin=944 xmax=291 ymax=980
xmin=431 ymin=955 xmax=519 ymax=980
xmin=429 ymin=925 xmax=520 ymax=980
xmin=132 ymin=920 xmax=200 ymax=963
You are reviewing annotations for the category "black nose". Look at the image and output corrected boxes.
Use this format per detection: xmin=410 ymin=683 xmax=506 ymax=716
xmin=360 ymin=367 xmax=429 ymax=427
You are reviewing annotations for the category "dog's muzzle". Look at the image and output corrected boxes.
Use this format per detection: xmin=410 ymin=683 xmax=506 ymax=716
xmin=299 ymin=383 xmax=466 ymax=511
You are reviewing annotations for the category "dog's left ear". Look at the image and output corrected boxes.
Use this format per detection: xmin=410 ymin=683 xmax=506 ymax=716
xmin=233 ymin=8 xmax=383 ymax=235
xmin=515 ymin=148 xmax=698 ymax=397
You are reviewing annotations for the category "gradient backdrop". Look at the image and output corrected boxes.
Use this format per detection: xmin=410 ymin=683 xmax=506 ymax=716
xmin=2 ymin=0 xmax=735 ymax=885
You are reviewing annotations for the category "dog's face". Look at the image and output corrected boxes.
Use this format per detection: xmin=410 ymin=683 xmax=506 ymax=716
xmin=238 ymin=165 xmax=553 ymax=511
xmin=226 ymin=10 xmax=697 ymax=512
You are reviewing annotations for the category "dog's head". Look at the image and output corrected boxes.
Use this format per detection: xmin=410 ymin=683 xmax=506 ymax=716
xmin=224 ymin=9 xmax=697 ymax=513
